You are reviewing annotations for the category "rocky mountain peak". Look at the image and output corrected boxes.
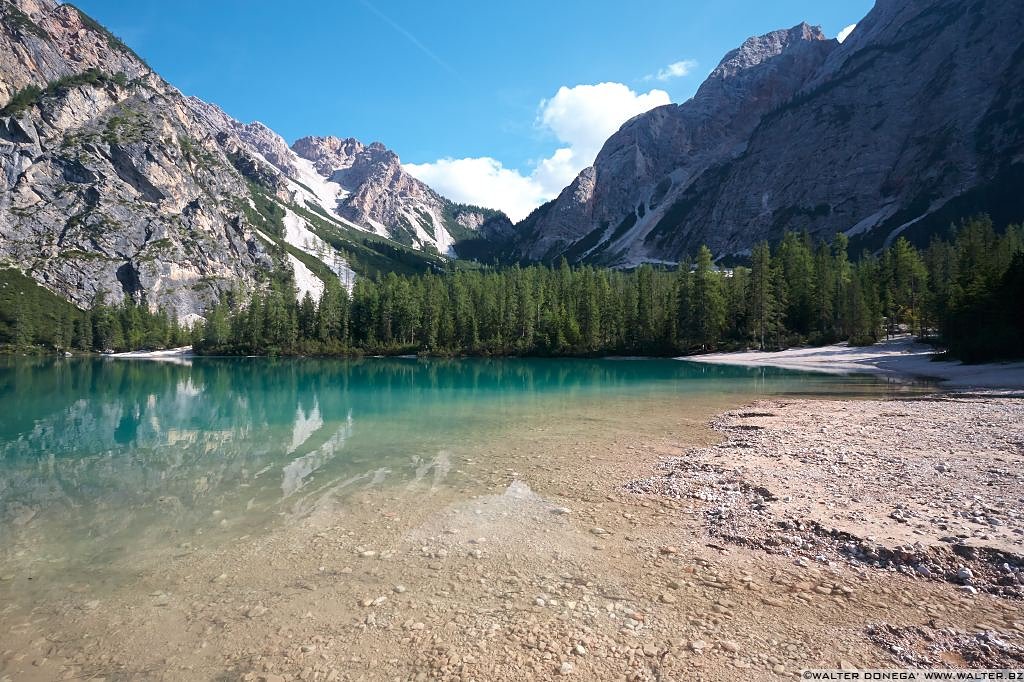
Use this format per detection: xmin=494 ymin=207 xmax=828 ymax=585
xmin=292 ymin=135 xmax=399 ymax=176
xmin=512 ymin=0 xmax=1024 ymax=266
xmin=514 ymin=21 xmax=835 ymax=264
xmin=689 ymin=22 xmax=833 ymax=114
xmin=714 ymin=22 xmax=827 ymax=77
xmin=284 ymin=134 xmax=509 ymax=253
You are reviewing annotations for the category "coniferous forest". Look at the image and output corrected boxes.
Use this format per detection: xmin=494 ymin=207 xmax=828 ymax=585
xmin=2 ymin=216 xmax=1022 ymax=362
xmin=196 ymin=216 xmax=1023 ymax=361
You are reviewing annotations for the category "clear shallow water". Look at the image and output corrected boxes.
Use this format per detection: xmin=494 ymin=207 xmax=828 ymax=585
xmin=0 ymin=356 xmax=927 ymax=591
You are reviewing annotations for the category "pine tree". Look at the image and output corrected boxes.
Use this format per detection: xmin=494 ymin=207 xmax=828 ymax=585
xmin=635 ymin=265 xmax=657 ymax=350
xmin=812 ymin=241 xmax=836 ymax=341
xmin=73 ymin=314 xmax=91 ymax=350
xmin=776 ymin=231 xmax=814 ymax=334
xmin=298 ymin=291 xmax=317 ymax=340
xmin=675 ymin=259 xmax=692 ymax=348
xmin=204 ymin=297 xmax=230 ymax=348
xmin=690 ymin=246 xmax=726 ymax=351
xmin=831 ymin=233 xmax=852 ymax=337
xmin=748 ymin=242 xmax=779 ymax=350
xmin=12 ymin=309 xmax=33 ymax=347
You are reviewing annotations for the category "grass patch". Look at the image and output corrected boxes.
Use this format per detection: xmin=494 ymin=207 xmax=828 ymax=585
xmin=103 ymin=108 xmax=151 ymax=144
xmin=239 ymin=182 xmax=287 ymax=238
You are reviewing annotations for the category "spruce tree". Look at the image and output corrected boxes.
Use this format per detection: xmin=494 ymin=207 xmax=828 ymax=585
xmin=690 ymin=246 xmax=726 ymax=351
xmin=748 ymin=242 xmax=778 ymax=350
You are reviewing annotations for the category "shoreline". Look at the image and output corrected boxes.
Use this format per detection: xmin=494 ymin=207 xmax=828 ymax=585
xmin=679 ymin=336 xmax=1024 ymax=389
xmin=630 ymin=392 xmax=1024 ymax=579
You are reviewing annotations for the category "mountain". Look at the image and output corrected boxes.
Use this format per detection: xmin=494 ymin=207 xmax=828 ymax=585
xmin=202 ymin=113 xmax=512 ymax=256
xmin=512 ymin=0 xmax=1024 ymax=265
xmin=0 ymin=0 xmax=508 ymax=319
xmin=290 ymin=135 xmax=511 ymax=254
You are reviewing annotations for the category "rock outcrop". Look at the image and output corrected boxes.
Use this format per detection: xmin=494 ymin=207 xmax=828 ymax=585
xmin=0 ymin=0 xmax=286 ymax=318
xmin=514 ymin=0 xmax=1024 ymax=264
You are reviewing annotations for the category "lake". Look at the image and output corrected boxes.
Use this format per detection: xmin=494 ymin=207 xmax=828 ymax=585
xmin=0 ymin=356 xmax=930 ymax=679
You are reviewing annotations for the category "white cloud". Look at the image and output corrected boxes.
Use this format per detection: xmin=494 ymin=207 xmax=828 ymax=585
xmin=837 ymin=24 xmax=857 ymax=43
xmin=403 ymin=157 xmax=550 ymax=224
xmin=404 ymin=82 xmax=670 ymax=222
xmin=538 ymin=82 xmax=670 ymax=165
xmin=643 ymin=59 xmax=699 ymax=82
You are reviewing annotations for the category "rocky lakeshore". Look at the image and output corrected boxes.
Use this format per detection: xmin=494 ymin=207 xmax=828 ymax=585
xmin=3 ymin=391 xmax=1024 ymax=681
xmin=628 ymin=393 xmax=1024 ymax=597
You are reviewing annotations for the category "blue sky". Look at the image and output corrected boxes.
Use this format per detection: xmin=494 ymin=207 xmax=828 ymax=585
xmin=76 ymin=0 xmax=873 ymax=219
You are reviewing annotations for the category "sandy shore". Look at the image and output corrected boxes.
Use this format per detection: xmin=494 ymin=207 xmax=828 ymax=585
xmin=679 ymin=336 xmax=1024 ymax=388
xmin=3 ymin=390 xmax=1023 ymax=680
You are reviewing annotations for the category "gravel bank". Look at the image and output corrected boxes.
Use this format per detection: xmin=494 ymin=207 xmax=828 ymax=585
xmin=629 ymin=394 xmax=1024 ymax=595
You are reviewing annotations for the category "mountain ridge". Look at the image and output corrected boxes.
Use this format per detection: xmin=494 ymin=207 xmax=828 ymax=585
xmin=0 ymin=0 xmax=509 ymax=317
xmin=510 ymin=0 xmax=1024 ymax=265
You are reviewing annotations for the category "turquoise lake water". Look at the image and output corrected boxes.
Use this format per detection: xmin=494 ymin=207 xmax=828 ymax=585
xmin=0 ymin=356 xmax=925 ymax=593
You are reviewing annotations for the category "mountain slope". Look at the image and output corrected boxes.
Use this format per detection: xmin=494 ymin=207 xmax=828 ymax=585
xmin=279 ymin=134 xmax=511 ymax=255
xmin=0 ymin=0 xmax=506 ymax=319
xmin=193 ymin=107 xmax=513 ymax=257
xmin=513 ymin=0 xmax=1024 ymax=264
xmin=0 ymin=0 xmax=291 ymax=320
xmin=514 ymin=23 xmax=834 ymax=265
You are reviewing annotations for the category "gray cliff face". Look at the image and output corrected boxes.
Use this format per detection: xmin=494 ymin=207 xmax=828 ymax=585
xmin=0 ymin=0 xmax=281 ymax=318
xmin=517 ymin=0 xmax=1024 ymax=263
xmin=0 ymin=0 xmax=149 ymax=104
xmin=658 ymin=0 xmax=1024 ymax=258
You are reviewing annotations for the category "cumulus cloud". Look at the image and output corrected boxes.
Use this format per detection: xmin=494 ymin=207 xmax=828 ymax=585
xmin=538 ymin=83 xmax=670 ymax=165
xmin=643 ymin=59 xmax=699 ymax=82
xmin=837 ymin=24 xmax=857 ymax=43
xmin=403 ymin=157 xmax=551 ymax=224
xmin=404 ymin=82 xmax=670 ymax=222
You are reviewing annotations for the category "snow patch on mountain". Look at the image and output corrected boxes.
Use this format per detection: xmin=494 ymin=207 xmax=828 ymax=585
xmin=282 ymin=208 xmax=356 ymax=292
xmin=287 ymin=253 xmax=324 ymax=302
xmin=290 ymin=155 xmax=349 ymax=217
xmin=402 ymin=207 xmax=457 ymax=256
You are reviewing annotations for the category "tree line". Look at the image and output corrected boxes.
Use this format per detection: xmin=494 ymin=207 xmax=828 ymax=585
xmin=3 ymin=216 xmax=1020 ymax=361
xmin=195 ymin=216 xmax=1023 ymax=362
xmin=0 ymin=268 xmax=190 ymax=354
